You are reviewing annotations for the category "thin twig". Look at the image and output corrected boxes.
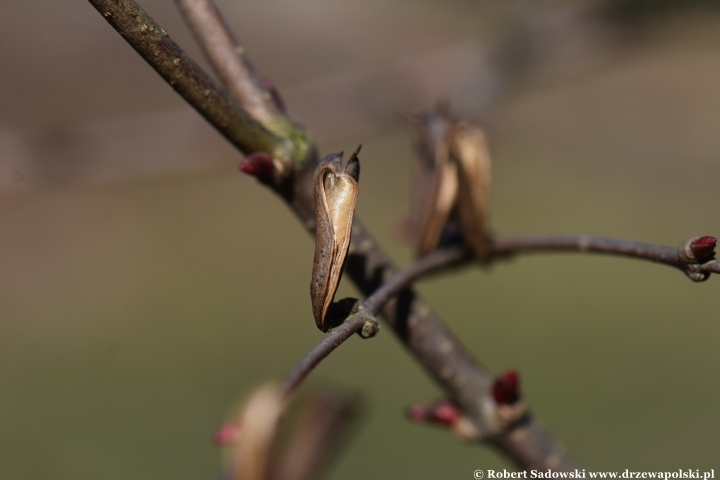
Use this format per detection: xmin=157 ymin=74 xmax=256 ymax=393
xmin=87 ymin=0 xmax=292 ymax=162
xmin=279 ymin=247 xmax=468 ymax=397
xmin=489 ymin=234 xmax=720 ymax=276
xmin=173 ymin=0 xmax=280 ymax=124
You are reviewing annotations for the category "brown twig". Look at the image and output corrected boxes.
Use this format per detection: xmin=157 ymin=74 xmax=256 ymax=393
xmin=173 ymin=0 xmax=280 ymax=124
xmin=489 ymin=234 xmax=719 ymax=278
xmin=279 ymin=246 xmax=469 ymax=397
xmin=282 ymin=231 xmax=719 ymax=399
xmin=87 ymin=0 xmax=295 ymax=163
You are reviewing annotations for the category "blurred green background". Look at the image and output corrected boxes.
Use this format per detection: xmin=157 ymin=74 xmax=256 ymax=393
xmin=1 ymin=0 xmax=720 ymax=478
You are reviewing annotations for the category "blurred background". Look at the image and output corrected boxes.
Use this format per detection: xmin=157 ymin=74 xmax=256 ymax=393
xmin=2 ymin=0 xmax=720 ymax=478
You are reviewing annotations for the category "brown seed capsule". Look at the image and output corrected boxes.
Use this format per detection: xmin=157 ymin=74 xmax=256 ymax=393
xmin=450 ymin=122 xmax=492 ymax=260
xmin=410 ymin=115 xmax=460 ymax=258
xmin=311 ymin=147 xmax=361 ymax=331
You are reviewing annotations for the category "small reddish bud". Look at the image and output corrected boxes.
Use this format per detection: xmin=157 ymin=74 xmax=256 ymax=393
xmin=262 ymin=77 xmax=287 ymax=112
xmin=432 ymin=402 xmax=461 ymax=426
xmin=213 ymin=422 xmax=240 ymax=446
xmin=406 ymin=404 xmax=428 ymax=423
xmin=239 ymin=152 xmax=276 ymax=183
xmin=492 ymin=369 xmax=520 ymax=405
xmin=690 ymin=236 xmax=716 ymax=263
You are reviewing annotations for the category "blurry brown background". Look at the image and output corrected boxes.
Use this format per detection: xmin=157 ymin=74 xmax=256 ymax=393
xmin=2 ymin=0 xmax=720 ymax=478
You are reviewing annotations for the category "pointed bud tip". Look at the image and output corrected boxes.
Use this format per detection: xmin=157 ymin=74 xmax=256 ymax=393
xmin=239 ymin=160 xmax=261 ymax=175
xmin=690 ymin=236 xmax=716 ymax=262
xmin=433 ymin=402 xmax=461 ymax=426
xmin=238 ymin=153 xmax=276 ymax=182
xmin=493 ymin=369 xmax=521 ymax=405
xmin=406 ymin=404 xmax=428 ymax=422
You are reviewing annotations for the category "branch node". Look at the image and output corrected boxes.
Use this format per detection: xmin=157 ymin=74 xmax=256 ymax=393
xmin=359 ymin=316 xmax=379 ymax=339
xmin=680 ymin=236 xmax=716 ymax=282
xmin=492 ymin=369 xmax=530 ymax=431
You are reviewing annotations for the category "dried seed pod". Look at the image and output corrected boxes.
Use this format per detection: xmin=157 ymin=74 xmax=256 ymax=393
xmin=450 ymin=122 xmax=492 ymax=260
xmin=412 ymin=116 xmax=460 ymax=257
xmin=311 ymin=147 xmax=361 ymax=331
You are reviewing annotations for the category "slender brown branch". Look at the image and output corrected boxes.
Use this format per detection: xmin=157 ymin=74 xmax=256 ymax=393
xmin=488 ymin=234 xmax=719 ymax=276
xmin=280 ymin=246 xmax=468 ymax=397
xmin=173 ymin=0 xmax=279 ymax=123
xmin=87 ymin=0 xmax=292 ymax=161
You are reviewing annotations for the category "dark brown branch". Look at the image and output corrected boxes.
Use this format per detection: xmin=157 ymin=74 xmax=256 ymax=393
xmin=279 ymin=246 xmax=468 ymax=397
xmin=173 ymin=0 xmax=280 ymax=123
xmin=87 ymin=0 xmax=292 ymax=161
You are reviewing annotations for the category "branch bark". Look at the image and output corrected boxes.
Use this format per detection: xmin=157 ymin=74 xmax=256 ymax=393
xmin=280 ymin=246 xmax=469 ymax=397
xmin=87 ymin=0 xmax=293 ymax=162
xmin=173 ymin=0 xmax=280 ymax=124
xmin=490 ymin=234 xmax=720 ymax=279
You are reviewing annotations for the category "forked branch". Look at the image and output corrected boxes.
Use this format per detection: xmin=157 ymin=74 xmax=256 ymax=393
xmin=173 ymin=0 xmax=280 ymax=124
xmin=280 ymin=246 xmax=468 ymax=397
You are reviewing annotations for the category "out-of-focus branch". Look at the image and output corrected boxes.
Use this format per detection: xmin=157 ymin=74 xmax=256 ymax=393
xmin=279 ymin=246 xmax=469 ymax=397
xmin=173 ymin=0 xmax=278 ymax=124
xmin=87 ymin=0 xmax=295 ymax=163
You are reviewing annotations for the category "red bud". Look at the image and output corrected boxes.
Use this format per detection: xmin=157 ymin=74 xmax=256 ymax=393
xmin=492 ymin=369 xmax=520 ymax=405
xmin=239 ymin=153 xmax=276 ymax=182
xmin=690 ymin=236 xmax=716 ymax=263
xmin=406 ymin=401 xmax=462 ymax=427
xmin=406 ymin=404 xmax=428 ymax=422
xmin=213 ymin=422 xmax=240 ymax=446
xmin=433 ymin=402 xmax=461 ymax=426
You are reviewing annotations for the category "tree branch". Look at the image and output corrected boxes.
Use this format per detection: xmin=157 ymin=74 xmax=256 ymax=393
xmin=489 ymin=234 xmax=719 ymax=279
xmin=88 ymin=0 xmax=581 ymax=470
xmin=173 ymin=0 xmax=279 ymax=124
xmin=87 ymin=0 xmax=293 ymax=162
xmin=279 ymin=246 xmax=469 ymax=397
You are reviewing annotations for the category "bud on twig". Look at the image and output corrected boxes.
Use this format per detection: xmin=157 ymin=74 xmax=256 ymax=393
xmin=214 ymin=421 xmax=241 ymax=447
xmin=492 ymin=369 xmax=520 ymax=405
xmin=406 ymin=400 xmax=480 ymax=440
xmin=689 ymin=236 xmax=716 ymax=263
xmin=492 ymin=369 xmax=528 ymax=427
xmin=680 ymin=236 xmax=716 ymax=282
xmin=239 ymin=152 xmax=279 ymax=183
xmin=311 ymin=147 xmax=361 ymax=331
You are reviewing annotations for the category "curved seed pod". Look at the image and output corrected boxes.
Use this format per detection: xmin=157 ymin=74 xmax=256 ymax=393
xmin=311 ymin=147 xmax=360 ymax=331
xmin=450 ymin=122 xmax=492 ymax=260
xmin=414 ymin=117 xmax=459 ymax=257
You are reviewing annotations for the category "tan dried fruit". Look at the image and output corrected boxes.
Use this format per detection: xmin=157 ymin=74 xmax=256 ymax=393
xmin=450 ymin=122 xmax=492 ymax=260
xmin=311 ymin=147 xmax=360 ymax=331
